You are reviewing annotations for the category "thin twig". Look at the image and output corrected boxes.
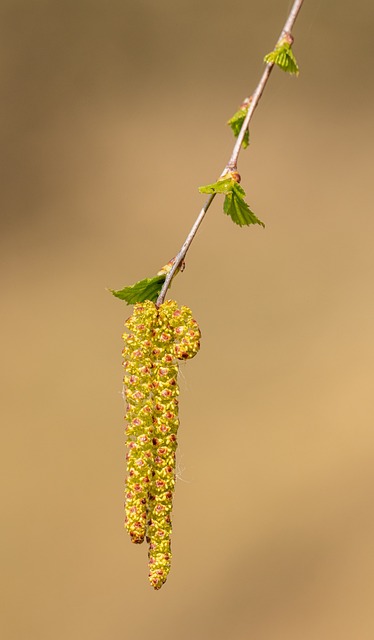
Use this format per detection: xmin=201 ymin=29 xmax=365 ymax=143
xmin=157 ymin=0 xmax=304 ymax=307
xmin=283 ymin=0 xmax=304 ymax=34
xmin=225 ymin=65 xmax=273 ymax=172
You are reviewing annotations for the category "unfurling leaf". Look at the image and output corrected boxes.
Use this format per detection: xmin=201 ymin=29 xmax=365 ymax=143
xmin=110 ymin=275 xmax=165 ymax=304
xmin=198 ymin=175 xmax=237 ymax=195
xmin=224 ymin=183 xmax=265 ymax=228
xmin=199 ymin=172 xmax=264 ymax=228
xmin=111 ymin=257 xmax=183 ymax=305
xmin=264 ymin=38 xmax=299 ymax=75
xmin=227 ymin=107 xmax=250 ymax=148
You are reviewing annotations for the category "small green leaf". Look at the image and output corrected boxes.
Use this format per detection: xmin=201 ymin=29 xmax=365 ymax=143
xmin=200 ymin=173 xmax=264 ymax=228
xmin=110 ymin=275 xmax=166 ymax=304
xmin=224 ymin=183 xmax=265 ymax=228
xmin=198 ymin=176 xmax=236 ymax=195
xmin=227 ymin=108 xmax=250 ymax=148
xmin=264 ymin=41 xmax=299 ymax=75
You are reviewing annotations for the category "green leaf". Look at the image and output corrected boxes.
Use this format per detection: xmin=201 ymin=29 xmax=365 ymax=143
xmin=198 ymin=176 xmax=236 ymax=195
xmin=223 ymin=183 xmax=265 ymax=228
xmin=264 ymin=41 xmax=299 ymax=75
xmin=199 ymin=173 xmax=264 ymax=228
xmin=227 ymin=108 xmax=250 ymax=148
xmin=110 ymin=275 xmax=166 ymax=304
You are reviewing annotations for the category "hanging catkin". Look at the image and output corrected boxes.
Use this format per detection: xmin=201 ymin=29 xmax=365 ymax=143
xmin=122 ymin=300 xmax=201 ymax=589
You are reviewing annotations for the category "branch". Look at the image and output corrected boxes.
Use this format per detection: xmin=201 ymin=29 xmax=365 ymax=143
xmin=155 ymin=0 xmax=304 ymax=306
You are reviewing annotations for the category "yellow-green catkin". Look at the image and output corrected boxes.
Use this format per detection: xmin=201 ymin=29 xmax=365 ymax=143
xmin=123 ymin=301 xmax=159 ymax=544
xmin=122 ymin=300 xmax=201 ymax=590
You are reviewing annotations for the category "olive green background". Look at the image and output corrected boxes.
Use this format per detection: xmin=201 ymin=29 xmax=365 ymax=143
xmin=2 ymin=1 xmax=374 ymax=638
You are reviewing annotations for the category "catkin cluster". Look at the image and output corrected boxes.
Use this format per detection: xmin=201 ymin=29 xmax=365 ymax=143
xmin=122 ymin=299 xmax=201 ymax=589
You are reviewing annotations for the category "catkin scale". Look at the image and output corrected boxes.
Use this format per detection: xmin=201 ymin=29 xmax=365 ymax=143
xmin=122 ymin=300 xmax=201 ymax=589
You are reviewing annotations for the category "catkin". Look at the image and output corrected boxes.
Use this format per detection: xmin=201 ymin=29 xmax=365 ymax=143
xmin=122 ymin=300 xmax=201 ymax=589
xmin=123 ymin=301 xmax=158 ymax=544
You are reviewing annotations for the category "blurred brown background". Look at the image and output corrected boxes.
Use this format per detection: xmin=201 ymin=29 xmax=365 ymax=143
xmin=1 ymin=1 xmax=374 ymax=638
